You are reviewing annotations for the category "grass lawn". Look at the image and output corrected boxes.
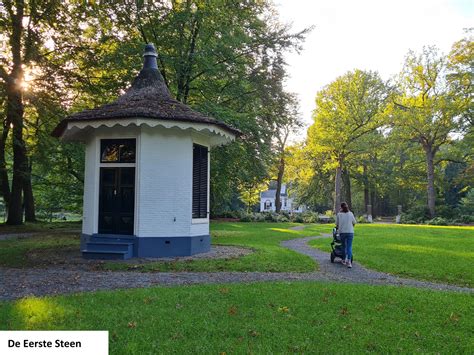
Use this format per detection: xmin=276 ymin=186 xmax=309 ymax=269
xmin=309 ymin=224 xmax=474 ymax=287
xmin=2 ymin=222 xmax=474 ymax=287
xmin=0 ymin=221 xmax=81 ymax=268
xmin=0 ymin=234 xmax=79 ymax=268
xmin=102 ymin=223 xmax=325 ymax=273
xmin=0 ymin=221 xmax=81 ymax=234
xmin=0 ymin=222 xmax=323 ymax=272
xmin=0 ymin=282 xmax=472 ymax=353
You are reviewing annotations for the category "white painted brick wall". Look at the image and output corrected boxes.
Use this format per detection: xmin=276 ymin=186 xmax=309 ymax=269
xmin=81 ymin=124 xmax=210 ymax=237
xmin=138 ymin=126 xmax=202 ymax=237
xmin=190 ymin=221 xmax=209 ymax=236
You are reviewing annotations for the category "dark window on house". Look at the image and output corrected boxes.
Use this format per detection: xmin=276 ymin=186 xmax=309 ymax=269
xmin=101 ymin=139 xmax=136 ymax=163
xmin=192 ymin=144 xmax=208 ymax=219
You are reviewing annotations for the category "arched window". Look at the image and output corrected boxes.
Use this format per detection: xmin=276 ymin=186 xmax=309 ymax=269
xmin=264 ymin=200 xmax=272 ymax=210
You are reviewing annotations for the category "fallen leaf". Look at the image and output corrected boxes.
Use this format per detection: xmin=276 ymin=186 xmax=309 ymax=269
xmin=340 ymin=307 xmax=349 ymax=316
xmin=219 ymin=287 xmax=230 ymax=294
xmin=248 ymin=330 xmax=260 ymax=337
xmin=228 ymin=306 xmax=238 ymax=315
xmin=143 ymin=297 xmax=155 ymax=304
xmin=449 ymin=313 xmax=460 ymax=322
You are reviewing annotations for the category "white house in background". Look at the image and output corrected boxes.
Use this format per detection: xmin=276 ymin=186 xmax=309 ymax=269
xmin=52 ymin=44 xmax=238 ymax=260
xmin=259 ymin=184 xmax=305 ymax=213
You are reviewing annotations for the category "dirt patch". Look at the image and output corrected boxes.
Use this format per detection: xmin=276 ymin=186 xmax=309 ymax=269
xmin=26 ymin=245 xmax=254 ymax=271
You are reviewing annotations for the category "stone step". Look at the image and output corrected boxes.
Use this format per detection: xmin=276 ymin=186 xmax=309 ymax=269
xmin=90 ymin=236 xmax=135 ymax=243
xmin=82 ymin=249 xmax=131 ymax=260
xmin=85 ymin=241 xmax=133 ymax=252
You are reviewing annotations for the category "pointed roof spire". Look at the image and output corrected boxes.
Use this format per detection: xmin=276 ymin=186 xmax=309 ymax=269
xmin=143 ymin=43 xmax=158 ymax=70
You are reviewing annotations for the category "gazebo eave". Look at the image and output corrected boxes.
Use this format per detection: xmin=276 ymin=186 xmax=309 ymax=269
xmin=60 ymin=117 xmax=236 ymax=146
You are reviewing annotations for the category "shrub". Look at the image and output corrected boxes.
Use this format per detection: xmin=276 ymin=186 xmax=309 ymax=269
xmin=277 ymin=214 xmax=290 ymax=223
xmin=318 ymin=214 xmax=334 ymax=224
xmin=293 ymin=214 xmax=305 ymax=223
xmin=324 ymin=210 xmax=334 ymax=217
xmin=459 ymin=189 xmax=474 ymax=215
xmin=455 ymin=215 xmax=474 ymax=224
xmin=436 ymin=205 xmax=457 ymax=219
xmin=426 ymin=217 xmax=449 ymax=226
xmin=220 ymin=211 xmax=341 ymax=224
xmin=217 ymin=210 xmax=241 ymax=219
xmin=238 ymin=212 xmax=250 ymax=222
xmin=302 ymin=212 xmax=319 ymax=224
xmin=357 ymin=216 xmax=369 ymax=223
xmin=401 ymin=205 xmax=431 ymax=223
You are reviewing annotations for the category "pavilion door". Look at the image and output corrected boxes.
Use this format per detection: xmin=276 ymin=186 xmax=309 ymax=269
xmin=98 ymin=167 xmax=135 ymax=235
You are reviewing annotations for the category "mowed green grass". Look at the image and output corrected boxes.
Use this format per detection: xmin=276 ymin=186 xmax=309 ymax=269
xmin=2 ymin=222 xmax=474 ymax=287
xmin=0 ymin=221 xmax=81 ymax=267
xmin=0 ymin=221 xmax=81 ymax=234
xmin=1 ymin=282 xmax=472 ymax=353
xmin=0 ymin=234 xmax=78 ymax=268
xmin=309 ymin=224 xmax=474 ymax=287
xmin=0 ymin=222 xmax=323 ymax=272
xmin=105 ymin=222 xmax=325 ymax=272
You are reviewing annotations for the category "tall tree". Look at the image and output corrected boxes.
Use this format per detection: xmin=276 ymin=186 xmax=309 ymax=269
xmin=308 ymin=70 xmax=388 ymax=212
xmin=447 ymin=29 xmax=473 ymax=127
xmin=392 ymin=46 xmax=466 ymax=217
xmin=1 ymin=0 xmax=30 ymax=224
xmin=0 ymin=80 xmax=9 ymax=208
xmin=0 ymin=0 xmax=68 ymax=223
xmin=271 ymin=94 xmax=302 ymax=213
xmin=92 ymin=0 xmax=310 ymax=214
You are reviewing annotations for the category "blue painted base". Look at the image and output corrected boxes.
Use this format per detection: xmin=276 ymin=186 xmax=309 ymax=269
xmin=81 ymin=234 xmax=211 ymax=259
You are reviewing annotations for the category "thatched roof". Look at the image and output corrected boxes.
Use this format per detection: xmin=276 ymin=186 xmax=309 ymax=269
xmin=52 ymin=44 xmax=239 ymax=138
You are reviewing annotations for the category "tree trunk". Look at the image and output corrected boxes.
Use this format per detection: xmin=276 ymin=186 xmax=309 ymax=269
xmin=370 ymin=186 xmax=377 ymax=219
xmin=0 ymin=120 xmax=11 ymax=209
xmin=275 ymin=154 xmax=285 ymax=213
xmin=342 ymin=168 xmax=352 ymax=209
xmin=363 ymin=164 xmax=369 ymax=213
xmin=7 ymin=100 xmax=27 ymax=225
xmin=23 ymin=158 xmax=36 ymax=222
xmin=424 ymin=146 xmax=436 ymax=218
xmin=334 ymin=161 xmax=342 ymax=214
xmin=6 ymin=2 xmax=27 ymax=225
xmin=183 ymin=17 xmax=200 ymax=104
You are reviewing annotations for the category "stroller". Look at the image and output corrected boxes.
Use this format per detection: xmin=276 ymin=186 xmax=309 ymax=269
xmin=330 ymin=227 xmax=353 ymax=263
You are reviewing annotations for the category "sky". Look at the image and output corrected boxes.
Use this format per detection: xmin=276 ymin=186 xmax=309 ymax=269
xmin=275 ymin=0 xmax=473 ymax=140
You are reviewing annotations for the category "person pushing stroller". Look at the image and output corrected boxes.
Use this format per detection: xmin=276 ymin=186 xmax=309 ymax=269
xmin=336 ymin=202 xmax=356 ymax=268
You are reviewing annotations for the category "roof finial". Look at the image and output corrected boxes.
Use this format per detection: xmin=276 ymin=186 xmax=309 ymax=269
xmin=143 ymin=43 xmax=158 ymax=70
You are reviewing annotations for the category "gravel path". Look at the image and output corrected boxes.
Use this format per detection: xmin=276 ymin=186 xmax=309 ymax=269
xmin=0 ymin=268 xmax=328 ymax=301
xmin=0 ymin=232 xmax=472 ymax=300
